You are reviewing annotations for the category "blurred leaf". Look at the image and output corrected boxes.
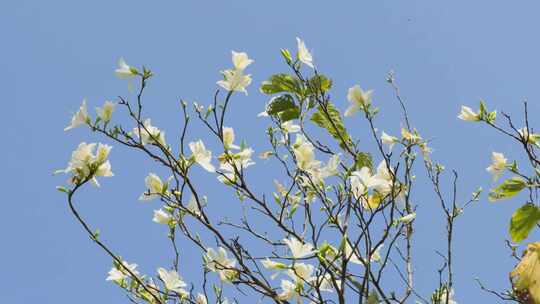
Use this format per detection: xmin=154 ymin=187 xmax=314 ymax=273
xmin=355 ymin=152 xmax=373 ymax=171
xmin=307 ymin=74 xmax=332 ymax=94
xmin=266 ymin=95 xmax=300 ymax=122
xmin=510 ymin=242 xmax=540 ymax=303
xmin=510 ymin=203 xmax=540 ymax=242
xmin=488 ymin=177 xmax=527 ymax=202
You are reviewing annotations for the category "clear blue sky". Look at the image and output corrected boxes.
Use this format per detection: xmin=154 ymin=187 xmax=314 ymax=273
xmin=3 ymin=1 xmax=540 ymax=302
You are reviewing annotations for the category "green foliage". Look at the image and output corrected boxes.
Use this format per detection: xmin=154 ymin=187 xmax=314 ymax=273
xmin=260 ymin=74 xmax=303 ymax=95
xmin=510 ymin=203 xmax=540 ymax=242
xmin=310 ymin=102 xmax=351 ymax=149
xmin=307 ymin=74 xmax=332 ymax=94
xmin=355 ymin=152 xmax=373 ymax=171
xmin=266 ymin=95 xmax=301 ymax=122
xmin=367 ymin=291 xmax=380 ymax=304
xmin=488 ymin=176 xmax=527 ymax=202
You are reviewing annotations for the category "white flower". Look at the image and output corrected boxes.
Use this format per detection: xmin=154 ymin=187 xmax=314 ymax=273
xmin=152 ymin=209 xmax=172 ymax=225
xmin=293 ymin=135 xmax=319 ymax=171
xmin=195 ymin=294 xmax=208 ymax=304
xmin=486 ymin=152 xmax=507 ymax=181
xmin=296 ymin=37 xmax=314 ymax=68
xmin=350 ymin=167 xmax=387 ymax=199
xmin=223 ymin=127 xmax=240 ymax=149
xmin=139 ymin=173 xmax=165 ymax=201
xmin=370 ymin=244 xmax=384 ymax=263
xmin=96 ymin=101 xmax=115 ymax=123
xmin=438 ymin=288 xmax=458 ymax=304
xmin=344 ymin=85 xmax=373 ymax=117
xmin=457 ymin=105 xmax=480 ymax=121
xmin=279 ymin=280 xmax=301 ymax=303
xmin=287 ymin=263 xmax=314 ymax=282
xmin=64 ymin=99 xmax=90 ymax=131
xmin=283 ymin=237 xmax=314 ymax=259
xmin=318 ymin=273 xmax=340 ymax=292
xmin=133 ymin=119 xmax=167 ymax=147
xmin=157 ymin=268 xmax=187 ymax=295
xmin=206 ymin=247 xmax=237 ymax=282
xmin=106 ymin=261 xmax=139 ymax=282
xmin=189 ymin=140 xmax=216 ymax=172
xmin=115 ymin=57 xmax=137 ymax=78
xmin=261 ymin=258 xmax=287 ymax=270
xmin=281 ymin=121 xmax=301 ymax=134
xmin=231 ymin=51 xmax=254 ymax=71
xmin=518 ymin=127 xmax=540 ymax=144
xmin=381 ymin=131 xmax=398 ymax=150
xmin=185 ymin=195 xmax=204 ymax=217
xmin=397 ymin=213 xmax=416 ymax=224
xmin=57 ymin=142 xmax=113 ymax=186
xmin=321 ymin=154 xmax=340 ymax=178
xmin=217 ymin=69 xmax=252 ymax=95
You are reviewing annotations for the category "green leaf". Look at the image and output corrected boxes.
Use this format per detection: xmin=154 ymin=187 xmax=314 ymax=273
xmin=510 ymin=203 xmax=540 ymax=242
xmin=355 ymin=152 xmax=373 ymax=171
xmin=310 ymin=102 xmax=351 ymax=149
xmin=488 ymin=177 xmax=528 ymax=202
xmin=266 ymin=95 xmax=301 ymax=122
xmin=307 ymin=74 xmax=332 ymax=94
xmin=260 ymin=74 xmax=303 ymax=95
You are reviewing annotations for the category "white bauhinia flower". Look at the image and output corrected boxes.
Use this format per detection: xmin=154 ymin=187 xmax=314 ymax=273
xmin=115 ymin=57 xmax=137 ymax=78
xmin=345 ymin=85 xmax=373 ymax=117
xmin=296 ymin=37 xmax=314 ymax=68
xmin=518 ymin=127 xmax=540 ymax=144
xmin=350 ymin=167 xmax=387 ymax=199
xmin=279 ymin=280 xmax=301 ymax=303
xmin=157 ymin=268 xmax=188 ymax=296
xmin=195 ymin=293 xmax=208 ymax=304
xmin=152 ymin=209 xmax=172 ymax=225
xmin=287 ymin=262 xmax=314 ymax=283
xmin=457 ymin=105 xmax=480 ymax=121
xmin=64 ymin=99 xmax=90 ymax=131
xmin=206 ymin=247 xmax=237 ymax=282
xmin=96 ymin=100 xmax=115 ymax=123
xmin=381 ymin=131 xmax=399 ymax=151
xmin=321 ymin=154 xmax=340 ymax=178
xmin=486 ymin=152 xmax=507 ymax=181
xmin=439 ymin=288 xmax=458 ymax=304
xmin=106 ymin=261 xmax=139 ymax=282
xmin=293 ymin=134 xmax=319 ymax=171
xmin=217 ymin=69 xmax=252 ymax=95
xmin=223 ymin=127 xmax=240 ymax=149
xmin=283 ymin=237 xmax=314 ymax=259
xmin=370 ymin=244 xmax=384 ymax=263
xmin=133 ymin=119 xmax=167 ymax=147
xmin=139 ymin=173 xmax=165 ymax=201
xmin=231 ymin=51 xmax=254 ymax=71
xmin=261 ymin=258 xmax=288 ymax=279
xmin=189 ymin=140 xmax=216 ymax=172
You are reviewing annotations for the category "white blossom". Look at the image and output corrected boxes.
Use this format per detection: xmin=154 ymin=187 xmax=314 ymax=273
xmin=206 ymin=247 xmax=237 ymax=282
xmin=133 ymin=119 xmax=167 ymax=147
xmin=189 ymin=140 xmax=216 ymax=172
xmin=152 ymin=209 xmax=172 ymax=225
xmin=381 ymin=131 xmax=398 ymax=151
xmin=486 ymin=152 xmax=507 ymax=181
xmin=296 ymin=37 xmax=314 ymax=68
xmin=287 ymin=263 xmax=314 ymax=283
xmin=457 ymin=106 xmax=480 ymax=121
xmin=231 ymin=51 xmax=254 ymax=71
xmin=96 ymin=100 xmax=115 ymax=123
xmin=157 ymin=268 xmax=188 ymax=296
xmin=279 ymin=280 xmax=301 ymax=303
xmin=186 ymin=195 xmax=204 ymax=217
xmin=284 ymin=237 xmax=314 ymax=259
xmin=344 ymin=85 xmax=373 ymax=117
xmin=115 ymin=57 xmax=137 ymax=78
xmin=106 ymin=261 xmax=139 ymax=283
xmin=139 ymin=173 xmax=165 ymax=201
xmin=57 ymin=142 xmax=113 ymax=186
xmin=195 ymin=294 xmax=208 ymax=304
xmin=64 ymin=99 xmax=90 ymax=131
xmin=223 ymin=127 xmax=240 ymax=150
xmin=397 ymin=213 xmax=416 ymax=224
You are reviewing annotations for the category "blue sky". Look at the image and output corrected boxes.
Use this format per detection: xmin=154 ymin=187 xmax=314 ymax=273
xmin=3 ymin=0 xmax=540 ymax=302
